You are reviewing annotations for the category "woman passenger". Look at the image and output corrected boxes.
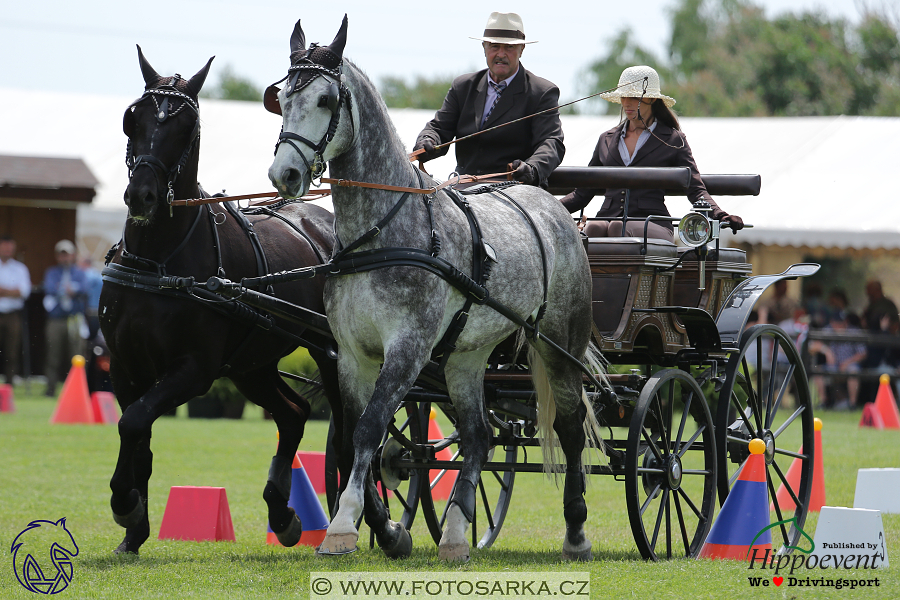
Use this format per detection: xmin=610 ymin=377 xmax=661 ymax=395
xmin=560 ymin=65 xmax=743 ymax=241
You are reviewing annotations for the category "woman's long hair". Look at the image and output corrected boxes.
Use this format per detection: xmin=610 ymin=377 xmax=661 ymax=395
xmin=619 ymin=99 xmax=681 ymax=131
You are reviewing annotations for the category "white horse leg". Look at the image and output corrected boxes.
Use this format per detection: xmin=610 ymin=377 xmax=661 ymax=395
xmin=317 ymin=350 xmax=376 ymax=555
xmin=437 ymin=350 xmax=494 ymax=562
xmin=321 ymin=340 xmax=427 ymax=557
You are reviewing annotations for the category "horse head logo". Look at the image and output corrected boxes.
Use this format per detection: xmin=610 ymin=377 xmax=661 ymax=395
xmin=11 ymin=518 xmax=79 ymax=594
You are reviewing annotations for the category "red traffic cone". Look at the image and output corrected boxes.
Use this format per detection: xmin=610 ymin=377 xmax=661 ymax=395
xmin=0 ymin=383 xmax=15 ymax=413
xmin=266 ymin=453 xmax=330 ymax=547
xmin=772 ymin=418 xmax=825 ymax=512
xmin=860 ymin=403 xmax=885 ymax=429
xmin=699 ymin=439 xmax=771 ymax=561
xmin=49 ymin=356 xmax=94 ymax=424
xmin=874 ymin=374 xmax=900 ymax=429
xmin=428 ymin=408 xmax=457 ymax=501
xmin=158 ymin=486 xmax=235 ymax=542
xmin=91 ymin=391 xmax=120 ymax=424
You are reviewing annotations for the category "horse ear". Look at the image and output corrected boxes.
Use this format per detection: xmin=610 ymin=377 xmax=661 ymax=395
xmin=137 ymin=45 xmax=163 ymax=88
xmin=185 ymin=55 xmax=215 ymax=98
xmin=327 ymin=14 xmax=348 ymax=59
xmin=290 ymin=19 xmax=306 ymax=53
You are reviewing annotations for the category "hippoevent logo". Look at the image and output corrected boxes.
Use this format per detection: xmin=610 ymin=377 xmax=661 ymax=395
xmin=745 ymin=518 xmax=883 ymax=590
xmin=10 ymin=518 xmax=79 ymax=594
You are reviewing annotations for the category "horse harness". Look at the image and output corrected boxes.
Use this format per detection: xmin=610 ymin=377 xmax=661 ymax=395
xmin=264 ymin=44 xmax=354 ymax=182
xmin=111 ymin=108 xmax=334 ymax=376
xmin=123 ymin=77 xmax=201 ymax=216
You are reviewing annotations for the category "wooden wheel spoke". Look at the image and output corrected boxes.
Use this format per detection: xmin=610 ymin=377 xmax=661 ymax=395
xmin=770 ymin=459 xmax=802 ymax=510
xmin=676 ymin=425 xmax=705 ymax=458
xmin=673 ymin=492 xmax=691 ymax=556
xmin=675 ymin=390 xmax=693 ymax=454
xmin=640 ymin=483 xmax=663 ymax=517
xmin=478 ymin=477 xmax=496 ymax=531
xmin=675 ymin=487 xmax=704 ymax=521
xmin=772 ymin=405 xmax=806 ymax=439
xmin=650 ymin=488 xmax=670 ymax=552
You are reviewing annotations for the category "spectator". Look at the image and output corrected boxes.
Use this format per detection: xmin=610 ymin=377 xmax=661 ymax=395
xmin=79 ymin=255 xmax=103 ymax=341
xmin=859 ymin=279 xmax=899 ymax=403
xmin=810 ymin=310 xmax=867 ymax=409
xmin=0 ymin=235 xmax=31 ymax=383
xmin=758 ymin=280 xmax=801 ymax=326
xmin=42 ymin=240 xmax=87 ymax=397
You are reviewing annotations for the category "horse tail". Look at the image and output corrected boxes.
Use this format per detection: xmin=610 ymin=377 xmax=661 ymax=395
xmin=529 ymin=340 xmax=608 ymax=483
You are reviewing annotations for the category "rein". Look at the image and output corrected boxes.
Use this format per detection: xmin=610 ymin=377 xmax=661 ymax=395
xmin=173 ymin=171 xmax=515 ymax=207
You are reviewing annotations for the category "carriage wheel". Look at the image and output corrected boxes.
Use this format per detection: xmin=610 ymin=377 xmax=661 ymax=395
xmin=324 ymin=401 xmax=428 ymax=541
xmin=625 ymin=369 xmax=717 ymax=560
xmin=417 ymin=404 xmax=517 ymax=550
xmin=715 ymin=324 xmax=814 ymax=550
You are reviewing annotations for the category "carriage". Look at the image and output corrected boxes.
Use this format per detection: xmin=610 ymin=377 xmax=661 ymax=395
xmin=104 ymin=18 xmax=818 ymax=562
xmin=201 ymin=165 xmax=818 ymax=561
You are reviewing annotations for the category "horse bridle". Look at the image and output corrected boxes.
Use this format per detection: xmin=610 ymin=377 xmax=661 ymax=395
xmin=265 ymin=48 xmax=354 ymax=182
xmin=123 ymin=78 xmax=201 ymax=212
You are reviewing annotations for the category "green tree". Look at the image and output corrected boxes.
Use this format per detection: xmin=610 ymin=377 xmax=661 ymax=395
xmin=379 ymin=75 xmax=455 ymax=109
xmin=580 ymin=0 xmax=900 ymax=117
xmin=200 ymin=65 xmax=262 ymax=102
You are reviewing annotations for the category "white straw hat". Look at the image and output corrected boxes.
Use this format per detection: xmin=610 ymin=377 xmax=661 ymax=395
xmin=600 ymin=65 xmax=676 ymax=107
xmin=471 ymin=12 xmax=536 ymax=45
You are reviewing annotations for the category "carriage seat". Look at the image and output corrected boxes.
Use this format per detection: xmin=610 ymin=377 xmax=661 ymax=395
xmin=676 ymin=246 xmax=747 ymax=263
xmin=585 ymin=236 xmax=678 ymax=258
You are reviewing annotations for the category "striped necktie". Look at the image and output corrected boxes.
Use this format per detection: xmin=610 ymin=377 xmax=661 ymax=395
xmin=482 ymin=80 xmax=507 ymax=128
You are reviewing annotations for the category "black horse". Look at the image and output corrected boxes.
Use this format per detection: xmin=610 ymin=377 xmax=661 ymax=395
xmin=100 ymin=47 xmax=340 ymax=554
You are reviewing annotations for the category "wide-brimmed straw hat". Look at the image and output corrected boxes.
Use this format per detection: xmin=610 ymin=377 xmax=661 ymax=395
xmin=471 ymin=12 xmax=536 ymax=45
xmin=600 ymin=65 xmax=676 ymax=107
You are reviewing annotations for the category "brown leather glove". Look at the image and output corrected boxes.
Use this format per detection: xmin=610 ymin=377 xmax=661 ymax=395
xmin=509 ymin=160 xmax=537 ymax=185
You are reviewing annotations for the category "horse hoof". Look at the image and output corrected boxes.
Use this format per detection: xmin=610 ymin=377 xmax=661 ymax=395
xmin=438 ymin=542 xmax=470 ymax=562
xmin=111 ymin=490 xmax=144 ymax=529
xmin=273 ymin=513 xmax=304 ymax=547
xmin=113 ymin=540 xmax=139 ymax=556
xmin=316 ymin=533 xmax=358 ymax=556
xmin=382 ymin=524 xmax=412 ymax=560
xmin=562 ymin=543 xmax=593 ymax=562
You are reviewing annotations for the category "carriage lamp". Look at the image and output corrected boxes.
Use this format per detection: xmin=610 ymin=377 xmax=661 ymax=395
xmin=677 ymin=211 xmax=718 ymax=247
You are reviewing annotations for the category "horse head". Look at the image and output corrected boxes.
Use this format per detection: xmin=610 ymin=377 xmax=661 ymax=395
xmin=122 ymin=46 xmax=213 ymax=223
xmin=268 ymin=16 xmax=357 ymax=198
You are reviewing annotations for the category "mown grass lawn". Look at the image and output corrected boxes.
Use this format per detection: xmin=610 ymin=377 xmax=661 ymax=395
xmin=1 ymin=386 xmax=898 ymax=599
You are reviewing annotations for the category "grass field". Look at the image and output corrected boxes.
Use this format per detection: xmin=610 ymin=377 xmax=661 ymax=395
xmin=1 ymin=386 xmax=898 ymax=599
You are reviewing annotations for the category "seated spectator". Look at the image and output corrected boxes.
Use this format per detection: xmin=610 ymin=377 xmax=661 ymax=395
xmin=810 ymin=310 xmax=867 ymax=409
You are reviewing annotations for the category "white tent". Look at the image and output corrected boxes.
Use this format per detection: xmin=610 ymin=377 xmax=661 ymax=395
xmin=2 ymin=87 xmax=899 ymax=255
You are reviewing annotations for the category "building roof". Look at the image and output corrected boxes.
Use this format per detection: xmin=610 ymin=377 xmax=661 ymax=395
xmin=0 ymin=154 xmax=99 ymax=190
xmin=0 ymin=87 xmax=898 ymax=250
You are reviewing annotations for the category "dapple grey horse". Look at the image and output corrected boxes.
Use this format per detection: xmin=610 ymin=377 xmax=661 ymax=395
xmin=268 ymin=16 xmax=604 ymax=561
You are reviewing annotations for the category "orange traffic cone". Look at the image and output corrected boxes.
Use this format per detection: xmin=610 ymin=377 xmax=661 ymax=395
xmin=428 ymin=408 xmax=457 ymax=501
xmin=772 ymin=418 xmax=825 ymax=512
xmin=699 ymin=439 xmax=771 ymax=561
xmin=49 ymin=356 xmax=94 ymax=424
xmin=0 ymin=383 xmax=15 ymax=413
xmin=860 ymin=403 xmax=884 ymax=429
xmin=266 ymin=453 xmax=330 ymax=547
xmin=874 ymin=374 xmax=900 ymax=429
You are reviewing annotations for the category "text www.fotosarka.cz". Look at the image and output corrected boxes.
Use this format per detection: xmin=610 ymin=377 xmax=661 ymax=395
xmin=309 ymin=572 xmax=590 ymax=599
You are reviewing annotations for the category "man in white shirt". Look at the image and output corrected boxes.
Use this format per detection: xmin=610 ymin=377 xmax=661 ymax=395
xmin=0 ymin=236 xmax=32 ymax=384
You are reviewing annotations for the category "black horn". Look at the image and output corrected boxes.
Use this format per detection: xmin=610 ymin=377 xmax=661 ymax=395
xmin=185 ymin=55 xmax=215 ymax=99
xmin=137 ymin=45 xmax=163 ymax=88
xmin=327 ymin=15 xmax=348 ymax=59
xmin=290 ymin=19 xmax=306 ymax=53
